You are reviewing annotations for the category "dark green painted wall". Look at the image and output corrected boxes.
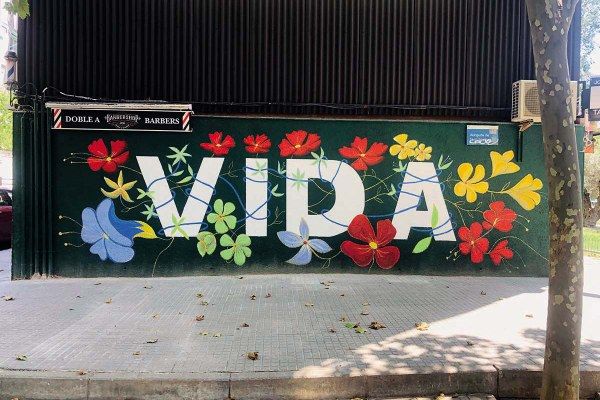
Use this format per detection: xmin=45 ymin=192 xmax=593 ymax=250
xmin=12 ymin=112 xmax=586 ymax=278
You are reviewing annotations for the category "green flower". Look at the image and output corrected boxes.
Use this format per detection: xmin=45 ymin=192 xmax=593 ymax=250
xmin=171 ymin=215 xmax=189 ymax=239
xmin=197 ymin=231 xmax=217 ymax=257
xmin=220 ymin=234 xmax=252 ymax=266
xmin=291 ymin=169 xmax=307 ymax=191
xmin=167 ymin=144 xmax=192 ymax=165
xmin=141 ymin=204 xmax=158 ymax=221
xmin=207 ymin=199 xmax=237 ymax=233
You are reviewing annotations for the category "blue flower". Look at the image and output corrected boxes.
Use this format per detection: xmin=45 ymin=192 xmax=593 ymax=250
xmin=80 ymin=199 xmax=143 ymax=263
xmin=277 ymin=219 xmax=332 ymax=265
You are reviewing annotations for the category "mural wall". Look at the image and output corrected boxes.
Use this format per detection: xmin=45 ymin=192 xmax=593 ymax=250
xmin=52 ymin=117 xmax=555 ymax=277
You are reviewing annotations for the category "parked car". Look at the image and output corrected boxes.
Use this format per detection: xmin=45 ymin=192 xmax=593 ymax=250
xmin=0 ymin=189 xmax=12 ymax=245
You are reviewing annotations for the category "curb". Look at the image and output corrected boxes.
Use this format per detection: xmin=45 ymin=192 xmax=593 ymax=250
xmin=0 ymin=368 xmax=598 ymax=400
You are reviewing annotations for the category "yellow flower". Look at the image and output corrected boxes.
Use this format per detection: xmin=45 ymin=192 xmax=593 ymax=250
xmin=454 ymin=163 xmax=489 ymax=203
xmin=389 ymin=133 xmax=418 ymax=160
xmin=503 ymin=174 xmax=543 ymax=210
xmin=101 ymin=171 xmax=137 ymax=202
xmin=489 ymin=150 xmax=520 ymax=178
xmin=414 ymin=143 xmax=432 ymax=161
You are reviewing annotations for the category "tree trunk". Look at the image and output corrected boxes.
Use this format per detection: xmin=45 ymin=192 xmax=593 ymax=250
xmin=525 ymin=1 xmax=584 ymax=399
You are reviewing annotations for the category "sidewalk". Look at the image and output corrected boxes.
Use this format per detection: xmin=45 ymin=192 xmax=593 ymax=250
xmin=0 ymin=249 xmax=598 ymax=399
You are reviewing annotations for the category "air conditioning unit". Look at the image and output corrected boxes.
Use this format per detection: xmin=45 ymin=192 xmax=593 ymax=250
xmin=511 ymin=80 xmax=578 ymax=123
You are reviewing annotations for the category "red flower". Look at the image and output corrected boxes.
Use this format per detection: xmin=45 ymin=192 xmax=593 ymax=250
xmin=244 ymin=134 xmax=271 ymax=154
xmin=200 ymin=131 xmax=235 ymax=156
xmin=86 ymin=139 xmax=129 ymax=173
xmin=338 ymin=137 xmax=389 ymax=171
xmin=482 ymin=201 xmax=517 ymax=232
xmin=340 ymin=214 xmax=400 ymax=269
xmin=457 ymin=222 xmax=489 ymax=264
xmin=278 ymin=130 xmax=321 ymax=157
xmin=489 ymin=240 xmax=514 ymax=266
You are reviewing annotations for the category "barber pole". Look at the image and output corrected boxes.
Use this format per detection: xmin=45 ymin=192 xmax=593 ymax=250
xmin=53 ymin=108 xmax=62 ymax=129
xmin=4 ymin=51 xmax=17 ymax=87
xmin=182 ymin=111 xmax=191 ymax=131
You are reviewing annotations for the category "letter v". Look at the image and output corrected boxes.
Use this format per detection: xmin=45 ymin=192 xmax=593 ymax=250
xmin=136 ymin=156 xmax=224 ymax=237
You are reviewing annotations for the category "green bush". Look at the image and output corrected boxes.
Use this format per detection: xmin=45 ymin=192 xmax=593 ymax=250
xmin=0 ymin=90 xmax=12 ymax=151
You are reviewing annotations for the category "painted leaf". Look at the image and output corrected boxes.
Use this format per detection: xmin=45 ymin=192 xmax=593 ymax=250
xmin=430 ymin=205 xmax=439 ymax=228
xmin=177 ymin=176 xmax=193 ymax=184
xmin=387 ymin=184 xmax=397 ymax=196
xmin=270 ymin=184 xmax=284 ymax=198
xmin=412 ymin=236 xmax=432 ymax=254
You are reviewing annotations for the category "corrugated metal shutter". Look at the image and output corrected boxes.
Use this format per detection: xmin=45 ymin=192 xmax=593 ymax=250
xmin=18 ymin=0 xmax=581 ymax=119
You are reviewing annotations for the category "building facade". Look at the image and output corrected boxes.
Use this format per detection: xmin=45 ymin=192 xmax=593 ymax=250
xmin=11 ymin=0 xmax=584 ymax=278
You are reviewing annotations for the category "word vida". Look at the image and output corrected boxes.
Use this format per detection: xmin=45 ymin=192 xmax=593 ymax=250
xmin=137 ymin=156 xmax=456 ymax=242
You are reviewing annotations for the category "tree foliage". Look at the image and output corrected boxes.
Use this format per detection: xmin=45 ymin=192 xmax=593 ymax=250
xmin=581 ymin=0 xmax=600 ymax=80
xmin=4 ymin=0 xmax=29 ymax=19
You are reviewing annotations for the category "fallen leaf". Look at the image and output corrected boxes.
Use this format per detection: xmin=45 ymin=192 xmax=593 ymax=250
xmin=328 ymin=328 xmax=337 ymax=333
xmin=360 ymin=310 xmax=369 ymax=315
xmin=195 ymin=315 xmax=205 ymax=321
xmin=415 ymin=322 xmax=429 ymax=331
xmin=143 ymin=285 xmax=153 ymax=289
xmin=304 ymin=303 xmax=314 ymax=307
xmin=339 ymin=315 xmax=349 ymax=322
xmin=246 ymin=351 xmax=259 ymax=360
xmin=480 ymin=291 xmax=487 ymax=295
xmin=265 ymin=293 xmax=272 ymax=298
xmin=132 ymin=351 xmax=141 ymax=356
xmin=146 ymin=339 xmax=158 ymax=344
xmin=77 ymin=370 xmax=87 ymax=376
xmin=344 ymin=322 xmax=359 ymax=329
xmin=250 ymin=294 xmax=256 ymax=300
xmin=369 ymin=321 xmax=386 ymax=330
xmin=2 ymin=295 xmax=14 ymax=301
xmin=355 ymin=326 xmax=366 ymax=334
xmin=15 ymin=355 xmax=27 ymax=361
xmin=105 ymin=298 xmax=112 ymax=304
xmin=241 ymin=323 xmax=250 ymax=327
xmin=362 ymin=302 xmax=370 ymax=306
xmin=200 ymin=301 xmax=209 ymax=306
xmin=525 ymin=314 xmax=534 ymax=318
xmin=93 ymin=282 xmax=102 ymax=286
xmin=196 ymin=293 xmax=204 ymax=298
